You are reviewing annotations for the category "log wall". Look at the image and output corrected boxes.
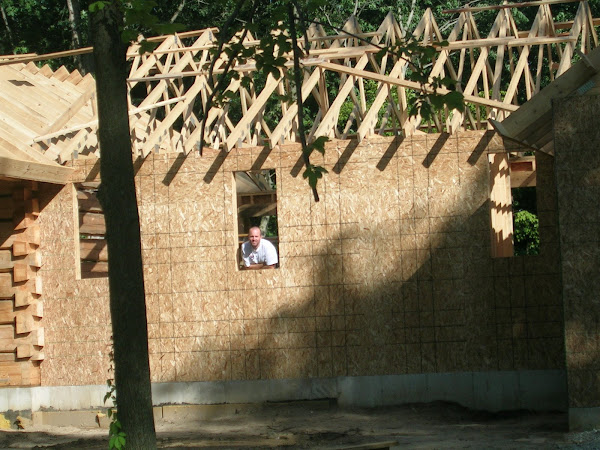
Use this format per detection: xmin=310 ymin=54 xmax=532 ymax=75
xmin=0 ymin=181 xmax=44 ymax=386
xmin=38 ymin=131 xmax=563 ymax=386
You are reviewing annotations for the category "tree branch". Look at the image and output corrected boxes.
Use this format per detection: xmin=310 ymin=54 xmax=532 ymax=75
xmin=288 ymin=2 xmax=319 ymax=202
xmin=170 ymin=0 xmax=186 ymax=23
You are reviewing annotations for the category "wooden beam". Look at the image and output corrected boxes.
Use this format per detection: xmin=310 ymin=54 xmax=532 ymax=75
xmin=489 ymin=152 xmax=514 ymax=258
xmin=510 ymin=155 xmax=536 ymax=188
xmin=313 ymin=55 xmax=370 ymax=139
xmin=493 ymin=46 xmax=600 ymax=153
xmin=225 ymin=72 xmax=281 ymax=151
xmin=317 ymin=61 xmax=519 ymax=112
xmin=443 ymin=0 xmax=580 ymax=14
xmin=270 ymin=68 xmax=321 ymax=147
xmin=140 ymin=75 xmax=206 ymax=156
xmin=0 ymin=152 xmax=73 ymax=184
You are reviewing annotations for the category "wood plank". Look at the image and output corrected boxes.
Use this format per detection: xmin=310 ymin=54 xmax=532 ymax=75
xmin=12 ymin=241 xmax=36 ymax=257
xmin=269 ymin=68 xmax=321 ymax=147
xmin=0 ymin=304 xmax=39 ymax=332
xmin=0 ymin=361 xmax=40 ymax=386
xmin=489 ymin=153 xmax=514 ymax=257
xmin=77 ymin=190 xmax=102 ymax=213
xmin=0 ymin=300 xmax=13 ymax=323
xmin=79 ymin=212 xmax=105 ymax=235
xmin=13 ymin=263 xmax=34 ymax=282
xmin=317 ymin=61 xmax=519 ymax=112
xmin=140 ymin=75 xmax=206 ymax=156
xmin=510 ymin=156 xmax=536 ymax=187
xmin=313 ymin=55 xmax=370 ymax=139
xmin=14 ymin=290 xmax=34 ymax=307
xmin=225 ymin=72 xmax=281 ymax=151
xmin=0 ymin=251 xmax=41 ymax=271
xmin=0 ymin=328 xmax=42 ymax=353
xmin=0 ymin=224 xmax=40 ymax=249
xmin=15 ymin=314 xmax=35 ymax=333
xmin=493 ymin=47 xmax=600 ymax=152
xmin=0 ymin=285 xmax=14 ymax=298
xmin=80 ymin=239 xmax=108 ymax=262
xmin=0 ymin=152 xmax=73 ymax=185
xmin=37 ymin=84 xmax=96 ymax=138
xmin=439 ymin=35 xmax=576 ymax=50
xmin=81 ymin=261 xmax=108 ymax=277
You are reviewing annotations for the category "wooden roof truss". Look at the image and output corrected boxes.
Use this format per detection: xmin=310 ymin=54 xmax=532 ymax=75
xmin=10 ymin=0 xmax=600 ymax=162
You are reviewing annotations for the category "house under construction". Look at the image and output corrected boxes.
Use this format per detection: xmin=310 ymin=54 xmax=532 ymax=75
xmin=0 ymin=0 xmax=599 ymax=431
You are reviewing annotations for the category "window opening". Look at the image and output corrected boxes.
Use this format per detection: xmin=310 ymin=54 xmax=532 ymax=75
xmin=76 ymin=182 xmax=108 ymax=278
xmin=510 ymin=155 xmax=539 ymax=256
xmin=235 ymin=169 xmax=279 ymax=269
xmin=488 ymin=152 xmax=538 ymax=257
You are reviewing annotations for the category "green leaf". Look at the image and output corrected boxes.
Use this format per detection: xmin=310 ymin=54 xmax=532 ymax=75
xmin=270 ymin=67 xmax=281 ymax=80
xmin=138 ymin=40 xmax=158 ymax=54
xmin=89 ymin=1 xmax=108 ymax=12
xmin=444 ymin=91 xmax=465 ymax=111
xmin=429 ymin=94 xmax=445 ymax=109
xmin=310 ymin=136 xmax=329 ymax=155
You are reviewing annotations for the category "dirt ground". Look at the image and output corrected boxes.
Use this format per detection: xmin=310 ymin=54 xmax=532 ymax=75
xmin=1 ymin=401 xmax=600 ymax=449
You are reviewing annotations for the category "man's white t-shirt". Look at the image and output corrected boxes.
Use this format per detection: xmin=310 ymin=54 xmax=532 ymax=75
xmin=242 ymin=239 xmax=278 ymax=267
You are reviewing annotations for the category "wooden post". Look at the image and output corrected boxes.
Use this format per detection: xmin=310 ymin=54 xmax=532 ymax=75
xmin=489 ymin=152 xmax=514 ymax=257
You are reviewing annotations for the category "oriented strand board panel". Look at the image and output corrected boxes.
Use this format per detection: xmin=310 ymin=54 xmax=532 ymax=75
xmin=38 ymin=131 xmax=562 ymax=386
xmin=554 ymin=95 xmax=600 ymax=412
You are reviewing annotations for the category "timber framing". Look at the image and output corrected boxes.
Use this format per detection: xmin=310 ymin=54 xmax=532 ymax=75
xmin=0 ymin=1 xmax=597 ymax=167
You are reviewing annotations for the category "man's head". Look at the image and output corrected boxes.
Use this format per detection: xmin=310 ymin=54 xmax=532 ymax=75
xmin=248 ymin=226 xmax=262 ymax=249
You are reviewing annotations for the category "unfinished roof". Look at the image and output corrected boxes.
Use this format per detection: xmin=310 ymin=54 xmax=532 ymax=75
xmin=0 ymin=0 xmax=597 ymax=170
xmin=492 ymin=43 xmax=600 ymax=155
xmin=0 ymin=64 xmax=75 ymax=183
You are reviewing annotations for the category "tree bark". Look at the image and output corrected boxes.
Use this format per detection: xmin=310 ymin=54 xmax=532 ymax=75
xmin=0 ymin=2 xmax=14 ymax=50
xmin=90 ymin=3 xmax=156 ymax=449
xmin=66 ymin=0 xmax=82 ymax=48
xmin=170 ymin=0 xmax=186 ymax=23
xmin=66 ymin=0 xmax=91 ymax=74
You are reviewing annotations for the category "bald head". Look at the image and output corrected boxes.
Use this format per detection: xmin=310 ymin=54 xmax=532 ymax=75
xmin=248 ymin=226 xmax=262 ymax=249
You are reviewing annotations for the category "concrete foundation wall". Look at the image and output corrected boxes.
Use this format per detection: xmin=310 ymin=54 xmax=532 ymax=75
xmin=0 ymin=370 xmax=566 ymax=413
xmin=30 ymin=131 xmax=563 ymax=410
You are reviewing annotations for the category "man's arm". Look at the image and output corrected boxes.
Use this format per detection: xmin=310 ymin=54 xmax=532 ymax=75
xmin=242 ymin=263 xmax=275 ymax=270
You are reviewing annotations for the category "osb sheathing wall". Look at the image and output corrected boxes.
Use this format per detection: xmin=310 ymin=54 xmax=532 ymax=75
xmin=38 ymin=130 xmax=563 ymax=387
xmin=554 ymin=95 xmax=600 ymax=410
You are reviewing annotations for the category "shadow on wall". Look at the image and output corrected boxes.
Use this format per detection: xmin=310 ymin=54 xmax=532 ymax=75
xmin=149 ymin=135 xmax=564 ymax=391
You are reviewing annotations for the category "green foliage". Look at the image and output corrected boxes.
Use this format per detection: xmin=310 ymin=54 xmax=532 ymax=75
xmin=377 ymin=40 xmax=465 ymax=121
xmin=90 ymin=0 xmax=184 ymax=52
xmin=105 ymin=344 xmax=127 ymax=449
xmin=513 ymin=210 xmax=539 ymax=256
xmin=512 ymin=186 xmax=539 ymax=256
xmin=302 ymin=137 xmax=329 ymax=189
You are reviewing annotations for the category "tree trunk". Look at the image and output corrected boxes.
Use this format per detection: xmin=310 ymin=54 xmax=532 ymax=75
xmin=259 ymin=216 xmax=270 ymax=236
xmin=66 ymin=0 xmax=90 ymax=74
xmin=170 ymin=0 xmax=186 ymax=23
xmin=90 ymin=3 xmax=156 ymax=449
xmin=0 ymin=2 xmax=14 ymax=50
